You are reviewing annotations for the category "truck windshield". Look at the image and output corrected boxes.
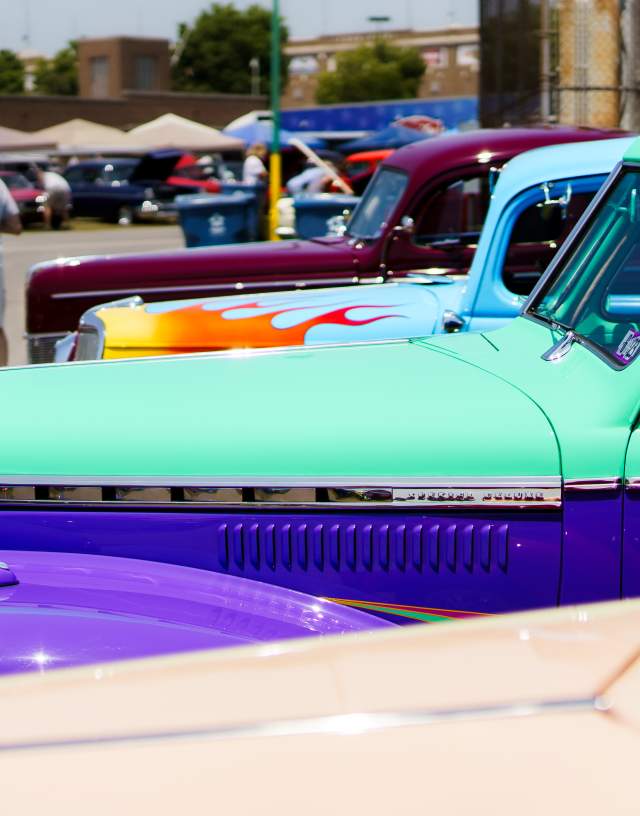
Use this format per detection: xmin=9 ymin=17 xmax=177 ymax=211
xmin=528 ymin=168 xmax=640 ymax=367
xmin=347 ymin=167 xmax=408 ymax=240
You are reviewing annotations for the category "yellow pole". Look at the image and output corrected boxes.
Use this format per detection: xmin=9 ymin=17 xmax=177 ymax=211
xmin=268 ymin=0 xmax=281 ymax=240
xmin=268 ymin=152 xmax=281 ymax=240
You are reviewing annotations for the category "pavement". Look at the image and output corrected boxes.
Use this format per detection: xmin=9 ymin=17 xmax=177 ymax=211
xmin=2 ymin=224 xmax=183 ymax=367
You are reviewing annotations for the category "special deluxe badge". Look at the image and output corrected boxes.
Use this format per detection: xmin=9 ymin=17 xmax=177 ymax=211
xmin=615 ymin=329 xmax=640 ymax=365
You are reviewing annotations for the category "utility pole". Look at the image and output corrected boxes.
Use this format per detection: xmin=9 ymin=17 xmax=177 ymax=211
xmin=268 ymin=0 xmax=281 ymax=241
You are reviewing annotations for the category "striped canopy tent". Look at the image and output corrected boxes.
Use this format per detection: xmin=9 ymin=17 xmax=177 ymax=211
xmin=31 ymin=119 xmax=133 ymax=154
xmin=0 ymin=125 xmax=56 ymax=152
xmin=125 ymin=114 xmax=244 ymax=152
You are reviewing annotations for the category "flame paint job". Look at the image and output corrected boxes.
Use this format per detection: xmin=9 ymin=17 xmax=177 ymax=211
xmin=98 ymin=285 xmax=455 ymax=357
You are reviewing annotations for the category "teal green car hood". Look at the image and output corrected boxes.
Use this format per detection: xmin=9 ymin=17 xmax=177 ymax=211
xmin=0 ymin=335 xmax=560 ymax=481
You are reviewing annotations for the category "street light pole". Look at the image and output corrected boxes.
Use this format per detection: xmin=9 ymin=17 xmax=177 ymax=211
xmin=269 ymin=0 xmax=282 ymax=240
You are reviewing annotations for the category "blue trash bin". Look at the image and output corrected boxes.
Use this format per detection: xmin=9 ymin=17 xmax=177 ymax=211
xmin=176 ymin=191 xmax=257 ymax=248
xmin=221 ymin=182 xmax=266 ymax=240
xmin=294 ymin=194 xmax=360 ymax=239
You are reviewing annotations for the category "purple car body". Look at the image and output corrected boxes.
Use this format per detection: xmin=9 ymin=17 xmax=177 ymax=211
xmin=0 ymin=550 xmax=391 ymax=675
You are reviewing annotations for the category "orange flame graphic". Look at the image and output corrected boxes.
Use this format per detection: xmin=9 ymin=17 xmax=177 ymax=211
xmin=106 ymin=299 xmax=403 ymax=354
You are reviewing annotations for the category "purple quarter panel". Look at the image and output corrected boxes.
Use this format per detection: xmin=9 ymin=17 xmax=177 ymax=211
xmin=0 ymin=509 xmax=562 ymax=616
xmin=0 ymin=550 xmax=391 ymax=676
xmin=559 ymin=494 xmax=623 ymax=605
xmin=622 ymin=491 xmax=640 ymax=597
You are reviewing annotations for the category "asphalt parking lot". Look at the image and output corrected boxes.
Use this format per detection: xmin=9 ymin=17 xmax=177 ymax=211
xmin=2 ymin=223 xmax=183 ymax=367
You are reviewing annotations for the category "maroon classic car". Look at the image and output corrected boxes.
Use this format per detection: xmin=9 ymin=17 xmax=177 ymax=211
xmin=26 ymin=126 xmax=626 ymax=362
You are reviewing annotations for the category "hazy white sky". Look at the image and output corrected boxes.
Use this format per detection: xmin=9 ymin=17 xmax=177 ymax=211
xmin=1 ymin=0 xmax=476 ymax=56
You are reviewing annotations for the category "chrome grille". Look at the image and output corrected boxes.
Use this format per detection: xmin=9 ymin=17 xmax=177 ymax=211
xmin=27 ymin=334 xmax=66 ymax=364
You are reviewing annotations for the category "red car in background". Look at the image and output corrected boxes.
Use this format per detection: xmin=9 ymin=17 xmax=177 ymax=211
xmin=342 ymin=149 xmax=394 ymax=194
xmin=0 ymin=170 xmax=47 ymax=227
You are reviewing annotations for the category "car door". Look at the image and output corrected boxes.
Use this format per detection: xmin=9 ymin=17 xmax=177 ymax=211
xmin=386 ymin=173 xmax=492 ymax=275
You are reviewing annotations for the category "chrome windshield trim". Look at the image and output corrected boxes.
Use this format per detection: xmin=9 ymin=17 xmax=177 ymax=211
xmin=0 ymin=695 xmax=606 ymax=755
xmin=0 ymin=476 xmax=562 ymax=509
xmin=564 ymin=477 xmax=622 ymax=493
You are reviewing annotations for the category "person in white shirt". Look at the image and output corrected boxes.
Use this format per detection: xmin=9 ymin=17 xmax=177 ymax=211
xmin=242 ymin=143 xmax=268 ymax=186
xmin=0 ymin=178 xmax=22 ymax=365
xmin=36 ymin=168 xmax=71 ymax=229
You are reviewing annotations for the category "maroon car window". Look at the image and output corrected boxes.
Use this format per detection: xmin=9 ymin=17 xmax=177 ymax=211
xmin=413 ymin=176 xmax=491 ymax=246
xmin=502 ymin=189 xmax=598 ymax=296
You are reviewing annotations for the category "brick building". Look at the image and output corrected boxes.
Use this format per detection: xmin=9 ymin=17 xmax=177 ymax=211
xmin=283 ymin=27 xmax=479 ymax=108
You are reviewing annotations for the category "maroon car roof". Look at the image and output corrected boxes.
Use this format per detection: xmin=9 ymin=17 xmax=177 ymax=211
xmin=384 ymin=126 xmax=628 ymax=177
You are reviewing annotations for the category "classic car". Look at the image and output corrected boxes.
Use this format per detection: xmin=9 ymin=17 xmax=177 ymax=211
xmin=1 ymin=598 xmax=639 ymax=814
xmin=0 ymin=549 xmax=388 ymax=676
xmin=63 ymin=150 xmax=217 ymax=225
xmin=0 ymin=170 xmax=47 ymax=226
xmin=2 ymin=136 xmax=640 ymax=622
xmin=27 ymin=126 xmax=626 ymax=362
xmin=58 ymin=136 xmax=632 ymax=362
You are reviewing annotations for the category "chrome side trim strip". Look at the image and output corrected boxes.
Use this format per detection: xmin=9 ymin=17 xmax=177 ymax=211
xmin=0 ymin=476 xmax=562 ymax=509
xmin=49 ymin=277 xmax=369 ymax=301
xmin=564 ymin=477 xmax=622 ymax=493
xmin=625 ymin=477 xmax=640 ymax=492
xmin=0 ymin=696 xmax=607 ymax=754
xmin=0 ymin=475 xmax=562 ymax=489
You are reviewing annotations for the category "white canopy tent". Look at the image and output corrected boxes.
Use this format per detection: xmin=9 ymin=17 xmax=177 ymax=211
xmin=31 ymin=119 xmax=134 ymax=154
xmin=0 ymin=125 xmax=56 ymax=152
xmin=125 ymin=113 xmax=244 ymax=152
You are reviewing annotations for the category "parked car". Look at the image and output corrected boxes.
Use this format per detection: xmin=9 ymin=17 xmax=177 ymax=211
xmin=63 ymin=150 xmax=216 ymax=225
xmin=0 ymin=549 xmax=388 ymax=676
xmin=58 ymin=137 xmax=632 ymax=362
xmin=4 ymin=136 xmax=640 ymax=621
xmin=343 ymin=148 xmax=393 ymax=194
xmin=1 ymin=597 xmax=639 ymax=815
xmin=0 ymin=170 xmax=47 ymax=226
xmin=27 ymin=126 xmax=627 ymax=362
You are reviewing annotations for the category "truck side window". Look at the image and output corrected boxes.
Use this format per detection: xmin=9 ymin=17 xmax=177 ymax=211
xmin=502 ymin=190 xmax=597 ymax=296
xmin=412 ymin=176 xmax=491 ymax=247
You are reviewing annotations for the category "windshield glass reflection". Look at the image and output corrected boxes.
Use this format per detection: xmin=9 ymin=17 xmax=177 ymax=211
xmin=347 ymin=167 xmax=408 ymax=241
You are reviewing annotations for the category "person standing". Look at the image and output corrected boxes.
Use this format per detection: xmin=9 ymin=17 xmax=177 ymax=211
xmin=0 ymin=177 xmax=22 ymax=365
xmin=242 ymin=143 xmax=268 ymax=186
xmin=36 ymin=167 xmax=71 ymax=230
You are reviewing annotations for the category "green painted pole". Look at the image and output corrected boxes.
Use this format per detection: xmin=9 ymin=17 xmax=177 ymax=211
xmin=269 ymin=0 xmax=282 ymax=240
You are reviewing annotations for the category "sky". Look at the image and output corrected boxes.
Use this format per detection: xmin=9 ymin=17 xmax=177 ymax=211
xmin=1 ymin=0 xmax=477 ymax=56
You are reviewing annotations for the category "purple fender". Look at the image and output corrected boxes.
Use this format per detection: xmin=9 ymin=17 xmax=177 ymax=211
xmin=0 ymin=550 xmax=391 ymax=676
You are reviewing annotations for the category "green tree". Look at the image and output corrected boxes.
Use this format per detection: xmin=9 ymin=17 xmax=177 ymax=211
xmin=0 ymin=50 xmax=25 ymax=94
xmin=172 ymin=3 xmax=289 ymax=95
xmin=316 ymin=39 xmax=426 ymax=104
xmin=33 ymin=41 xmax=78 ymax=95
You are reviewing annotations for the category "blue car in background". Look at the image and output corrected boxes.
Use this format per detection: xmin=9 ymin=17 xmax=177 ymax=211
xmin=63 ymin=150 xmax=192 ymax=225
